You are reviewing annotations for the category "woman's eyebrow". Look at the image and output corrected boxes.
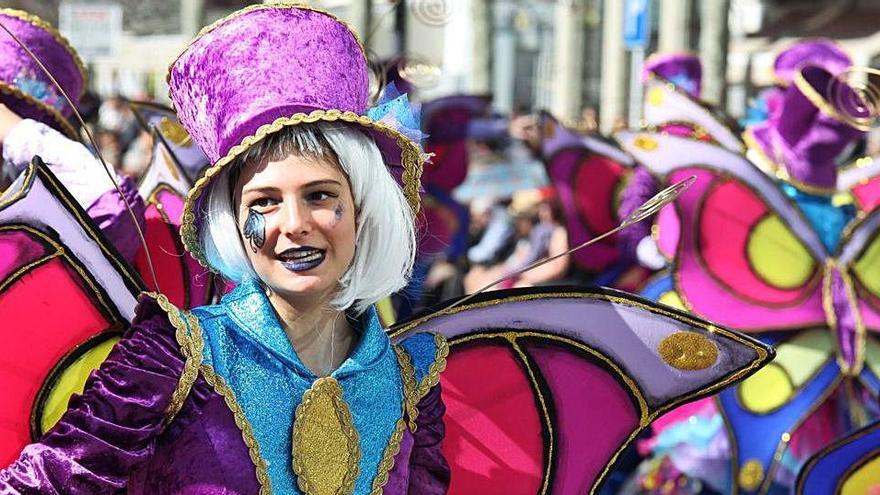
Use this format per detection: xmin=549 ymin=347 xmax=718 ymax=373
xmin=241 ymin=185 xmax=279 ymax=195
xmin=303 ymin=179 xmax=343 ymax=188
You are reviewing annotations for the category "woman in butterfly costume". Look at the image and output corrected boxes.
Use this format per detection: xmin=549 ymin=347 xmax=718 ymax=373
xmin=619 ymin=52 xmax=880 ymax=493
xmin=0 ymin=4 xmax=773 ymax=494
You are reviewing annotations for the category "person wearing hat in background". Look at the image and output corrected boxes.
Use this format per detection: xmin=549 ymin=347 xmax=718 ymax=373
xmin=464 ymin=187 xmax=569 ymax=293
xmin=0 ymin=9 xmax=145 ymax=264
xmin=0 ymin=4 xmax=449 ymax=494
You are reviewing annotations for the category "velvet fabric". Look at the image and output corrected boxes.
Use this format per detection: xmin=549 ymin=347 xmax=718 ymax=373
xmin=749 ymin=65 xmax=865 ymax=190
xmin=773 ymin=38 xmax=852 ymax=86
xmin=167 ymin=6 xmax=369 ymax=165
xmin=0 ymin=10 xmax=84 ymax=133
xmin=0 ymin=295 xmax=450 ymax=494
xmin=642 ymin=52 xmax=702 ymax=98
xmin=617 ymin=166 xmax=659 ymax=260
xmin=86 ymin=175 xmax=147 ymax=264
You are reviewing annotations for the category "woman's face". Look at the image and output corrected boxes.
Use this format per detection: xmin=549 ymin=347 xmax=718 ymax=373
xmin=235 ymin=153 xmax=356 ymax=304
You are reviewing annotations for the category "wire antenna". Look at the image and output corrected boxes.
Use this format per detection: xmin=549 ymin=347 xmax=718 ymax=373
xmin=438 ymin=175 xmax=696 ymax=313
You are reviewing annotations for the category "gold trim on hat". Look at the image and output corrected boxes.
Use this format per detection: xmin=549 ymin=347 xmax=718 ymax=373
xmin=0 ymin=80 xmax=77 ymax=138
xmin=179 ymin=109 xmax=424 ymax=269
xmin=0 ymin=8 xmax=89 ymax=99
xmin=793 ymin=69 xmax=871 ymax=132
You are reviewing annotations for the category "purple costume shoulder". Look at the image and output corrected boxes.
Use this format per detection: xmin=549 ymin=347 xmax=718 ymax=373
xmin=0 ymin=295 xmax=449 ymax=494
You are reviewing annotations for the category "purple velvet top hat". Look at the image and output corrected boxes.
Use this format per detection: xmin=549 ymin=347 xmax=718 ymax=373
xmin=773 ymin=38 xmax=852 ymax=87
xmin=168 ymin=4 xmax=425 ymax=266
xmin=642 ymin=52 xmax=702 ymax=98
xmin=745 ymin=64 xmax=867 ymax=193
xmin=0 ymin=9 xmax=85 ymax=137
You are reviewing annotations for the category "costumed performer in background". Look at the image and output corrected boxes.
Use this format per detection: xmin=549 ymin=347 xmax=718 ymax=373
xmin=0 ymin=8 xmax=144 ymax=264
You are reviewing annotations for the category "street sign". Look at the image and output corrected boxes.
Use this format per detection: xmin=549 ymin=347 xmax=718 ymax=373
xmin=59 ymin=3 xmax=123 ymax=60
xmin=623 ymin=0 xmax=651 ymax=49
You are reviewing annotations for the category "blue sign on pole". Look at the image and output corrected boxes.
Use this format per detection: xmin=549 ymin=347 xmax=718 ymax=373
xmin=623 ymin=0 xmax=651 ymax=49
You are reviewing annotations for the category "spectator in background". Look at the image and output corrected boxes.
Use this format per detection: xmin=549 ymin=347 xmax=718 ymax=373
xmin=514 ymin=192 xmax=570 ymax=287
xmin=576 ymin=106 xmax=599 ymax=135
xmin=98 ymin=96 xmax=139 ymax=150
xmin=464 ymin=188 xmax=569 ymax=292
xmin=121 ymin=127 xmax=153 ymax=180
xmin=94 ymin=128 xmax=123 ymax=171
xmin=467 ymin=196 xmax=514 ymax=266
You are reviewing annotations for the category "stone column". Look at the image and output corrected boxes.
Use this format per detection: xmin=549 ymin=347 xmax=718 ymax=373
xmin=658 ymin=0 xmax=692 ymax=53
xmin=699 ymin=0 xmax=731 ymax=105
xmin=600 ymin=0 xmax=625 ymax=133
xmin=551 ymin=0 xmax=585 ymax=123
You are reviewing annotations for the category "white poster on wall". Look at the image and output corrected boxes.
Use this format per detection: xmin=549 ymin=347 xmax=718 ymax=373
xmin=59 ymin=3 xmax=123 ymax=60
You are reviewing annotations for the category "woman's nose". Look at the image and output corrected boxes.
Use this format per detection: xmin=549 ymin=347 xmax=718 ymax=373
xmin=279 ymin=200 xmax=312 ymax=237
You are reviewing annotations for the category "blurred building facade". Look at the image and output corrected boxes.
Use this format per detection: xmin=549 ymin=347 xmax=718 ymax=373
xmin=6 ymin=0 xmax=880 ymax=132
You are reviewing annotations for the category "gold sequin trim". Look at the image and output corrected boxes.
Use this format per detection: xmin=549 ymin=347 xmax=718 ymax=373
xmin=201 ymin=363 xmax=271 ymax=494
xmin=738 ymin=458 xmax=765 ymax=491
xmin=0 ymin=9 xmax=89 ymax=97
xmin=292 ymin=377 xmax=360 ymax=495
xmin=657 ymin=331 xmax=719 ymax=371
xmin=0 ymin=81 xmax=77 ymax=138
xmin=393 ymin=346 xmax=420 ymax=432
xmin=146 ymin=292 xmax=203 ymax=424
xmin=369 ymin=418 xmax=407 ymax=495
xmin=180 ymin=109 xmax=424 ymax=268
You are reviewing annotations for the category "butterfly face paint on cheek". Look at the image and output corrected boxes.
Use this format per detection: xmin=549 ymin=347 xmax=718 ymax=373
xmin=243 ymin=207 xmax=266 ymax=253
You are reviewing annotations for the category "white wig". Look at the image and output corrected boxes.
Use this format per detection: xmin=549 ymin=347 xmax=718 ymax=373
xmin=198 ymin=122 xmax=417 ymax=315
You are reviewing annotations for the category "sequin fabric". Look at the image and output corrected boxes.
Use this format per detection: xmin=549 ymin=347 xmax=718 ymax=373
xmin=193 ymin=278 xmax=406 ymax=494
xmin=397 ymin=333 xmax=439 ymax=386
xmin=780 ymin=182 xmax=855 ymax=252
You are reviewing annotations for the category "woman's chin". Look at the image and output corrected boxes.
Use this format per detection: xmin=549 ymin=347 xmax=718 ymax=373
xmin=267 ymin=273 xmax=334 ymax=301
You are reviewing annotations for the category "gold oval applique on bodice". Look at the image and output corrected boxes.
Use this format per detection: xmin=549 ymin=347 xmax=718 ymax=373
xmin=292 ymin=377 xmax=361 ymax=495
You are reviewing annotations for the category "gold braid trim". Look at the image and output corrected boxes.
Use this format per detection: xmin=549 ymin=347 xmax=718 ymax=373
xmin=0 ymin=9 xmax=89 ymax=97
xmin=393 ymin=334 xmax=449 ymax=433
xmin=393 ymin=346 xmax=420 ymax=432
xmin=0 ymin=81 xmax=77 ymax=139
xmin=201 ymin=363 xmax=272 ymax=494
xmin=179 ymin=109 xmax=423 ymax=268
xmin=417 ymin=334 xmax=449 ymax=401
xmin=142 ymin=292 xmax=202 ymax=424
xmin=369 ymin=419 xmax=407 ymax=495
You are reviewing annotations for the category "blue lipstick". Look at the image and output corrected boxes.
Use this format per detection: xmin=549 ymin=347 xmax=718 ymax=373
xmin=278 ymin=246 xmax=326 ymax=272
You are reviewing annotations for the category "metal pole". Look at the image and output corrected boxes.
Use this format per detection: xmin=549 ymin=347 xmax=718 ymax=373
xmin=394 ymin=0 xmax=407 ymax=55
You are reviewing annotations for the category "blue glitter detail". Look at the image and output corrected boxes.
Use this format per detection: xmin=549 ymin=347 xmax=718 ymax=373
xmin=779 ymin=183 xmax=855 ymax=253
xmin=194 ymin=278 xmax=404 ymax=494
xmin=12 ymin=70 xmax=66 ymax=112
xmin=398 ymin=332 xmax=440 ymax=386
xmin=667 ymin=72 xmax=698 ymax=96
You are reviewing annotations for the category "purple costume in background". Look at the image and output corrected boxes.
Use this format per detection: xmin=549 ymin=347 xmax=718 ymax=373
xmin=2 ymin=118 xmax=146 ymax=262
